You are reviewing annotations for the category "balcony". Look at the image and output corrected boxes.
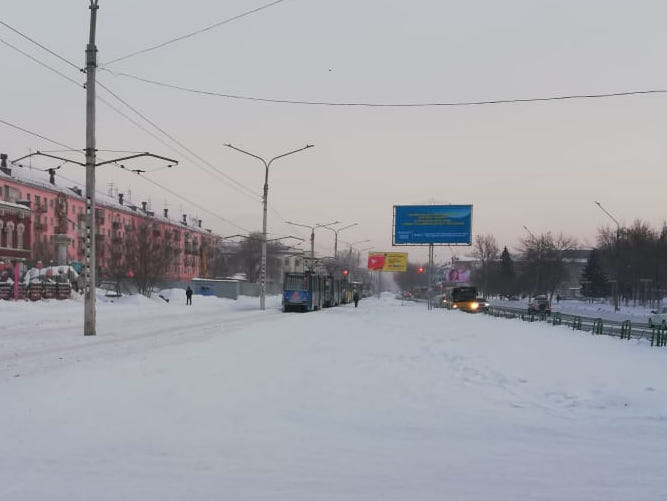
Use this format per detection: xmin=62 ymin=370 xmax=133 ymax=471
xmin=35 ymin=203 xmax=47 ymax=213
xmin=112 ymin=221 xmax=122 ymax=230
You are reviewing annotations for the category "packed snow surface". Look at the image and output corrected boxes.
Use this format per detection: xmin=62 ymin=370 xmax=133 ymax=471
xmin=1 ymin=291 xmax=665 ymax=500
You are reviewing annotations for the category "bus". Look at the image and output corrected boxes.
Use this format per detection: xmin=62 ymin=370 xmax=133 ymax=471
xmin=448 ymin=286 xmax=482 ymax=313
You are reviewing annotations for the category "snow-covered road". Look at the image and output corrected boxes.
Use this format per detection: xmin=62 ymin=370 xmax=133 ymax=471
xmin=1 ymin=292 xmax=665 ymax=500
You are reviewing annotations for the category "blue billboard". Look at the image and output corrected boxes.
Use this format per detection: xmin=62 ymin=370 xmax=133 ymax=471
xmin=393 ymin=205 xmax=473 ymax=245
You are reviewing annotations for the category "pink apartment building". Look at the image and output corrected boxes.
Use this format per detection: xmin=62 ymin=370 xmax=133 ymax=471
xmin=0 ymin=153 xmax=220 ymax=282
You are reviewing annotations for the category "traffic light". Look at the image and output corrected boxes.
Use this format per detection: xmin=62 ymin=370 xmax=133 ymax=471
xmin=417 ymin=266 xmax=424 ymax=274
xmin=342 ymin=269 xmax=348 ymax=277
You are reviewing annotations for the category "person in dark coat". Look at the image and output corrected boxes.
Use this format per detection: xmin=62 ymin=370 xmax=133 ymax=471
xmin=186 ymin=286 xmax=193 ymax=305
xmin=353 ymin=290 xmax=360 ymax=308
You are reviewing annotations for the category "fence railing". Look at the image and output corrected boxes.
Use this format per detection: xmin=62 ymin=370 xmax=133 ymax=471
xmin=485 ymin=305 xmax=667 ymax=348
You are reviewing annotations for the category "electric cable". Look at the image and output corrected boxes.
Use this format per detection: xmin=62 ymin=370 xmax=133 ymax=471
xmin=101 ymin=0 xmax=288 ymax=66
xmin=111 ymin=70 xmax=667 ymax=108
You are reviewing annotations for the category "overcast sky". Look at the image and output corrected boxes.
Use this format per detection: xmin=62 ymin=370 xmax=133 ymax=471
xmin=3 ymin=1 xmax=667 ymax=263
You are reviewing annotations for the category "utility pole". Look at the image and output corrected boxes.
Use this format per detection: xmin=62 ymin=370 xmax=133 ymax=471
xmin=11 ymin=1 xmax=177 ymax=336
xmin=84 ymin=0 xmax=99 ymax=336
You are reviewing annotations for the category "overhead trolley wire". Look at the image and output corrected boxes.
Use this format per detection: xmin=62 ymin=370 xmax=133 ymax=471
xmin=2 ymin=117 xmax=250 ymax=233
xmin=95 ymin=79 xmax=260 ymax=200
xmin=102 ymin=0 xmax=289 ymax=66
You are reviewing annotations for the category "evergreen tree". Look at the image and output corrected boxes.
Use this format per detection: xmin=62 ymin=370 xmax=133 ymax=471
xmin=499 ymin=246 xmax=515 ymax=296
xmin=580 ymin=248 xmax=609 ymax=298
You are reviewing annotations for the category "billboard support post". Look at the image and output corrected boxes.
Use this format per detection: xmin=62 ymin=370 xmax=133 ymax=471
xmin=427 ymin=243 xmax=434 ymax=310
xmin=392 ymin=205 xmax=472 ymax=311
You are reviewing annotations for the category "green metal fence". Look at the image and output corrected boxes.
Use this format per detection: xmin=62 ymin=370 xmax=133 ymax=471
xmin=485 ymin=305 xmax=664 ymax=348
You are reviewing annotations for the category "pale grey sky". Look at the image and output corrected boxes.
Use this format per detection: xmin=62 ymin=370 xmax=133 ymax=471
xmin=3 ymin=1 xmax=667 ymax=263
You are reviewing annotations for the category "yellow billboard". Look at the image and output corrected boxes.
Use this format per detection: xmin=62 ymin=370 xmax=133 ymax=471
xmin=367 ymin=252 xmax=408 ymax=272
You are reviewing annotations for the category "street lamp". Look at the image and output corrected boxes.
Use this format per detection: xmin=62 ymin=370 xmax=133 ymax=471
xmin=225 ymin=143 xmax=313 ymax=310
xmin=594 ymin=201 xmax=621 ymax=239
xmin=319 ymin=222 xmax=358 ymax=259
xmin=347 ymin=239 xmax=371 ymax=248
xmin=594 ymin=201 xmax=621 ymax=311
xmin=286 ymin=220 xmax=340 ymax=258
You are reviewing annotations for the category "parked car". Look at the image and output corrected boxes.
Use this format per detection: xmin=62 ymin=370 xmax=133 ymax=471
xmin=648 ymin=306 xmax=667 ymax=328
xmin=528 ymin=295 xmax=551 ymax=315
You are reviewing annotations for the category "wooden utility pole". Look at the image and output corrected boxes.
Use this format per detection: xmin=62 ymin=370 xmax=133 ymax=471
xmin=84 ymin=0 xmax=99 ymax=335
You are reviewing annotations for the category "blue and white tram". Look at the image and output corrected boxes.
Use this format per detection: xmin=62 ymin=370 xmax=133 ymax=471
xmin=282 ymin=271 xmax=326 ymax=312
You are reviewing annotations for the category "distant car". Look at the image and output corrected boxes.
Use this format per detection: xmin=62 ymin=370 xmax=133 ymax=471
xmin=433 ymin=295 xmax=448 ymax=308
xmin=528 ymin=295 xmax=551 ymax=315
xmin=648 ymin=306 xmax=667 ymax=328
xmin=476 ymin=297 xmax=490 ymax=312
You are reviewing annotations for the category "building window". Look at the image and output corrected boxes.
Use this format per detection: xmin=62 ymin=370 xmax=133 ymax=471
xmin=6 ymin=221 xmax=15 ymax=248
xmin=5 ymin=186 xmax=21 ymax=203
xmin=26 ymin=193 xmax=31 ymax=201
xmin=16 ymin=223 xmax=24 ymax=249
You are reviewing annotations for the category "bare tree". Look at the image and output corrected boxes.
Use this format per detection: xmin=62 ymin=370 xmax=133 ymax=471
xmin=519 ymin=232 xmax=577 ymax=299
xmin=472 ymin=234 xmax=499 ymax=297
xmin=31 ymin=236 xmax=57 ymax=266
xmin=103 ymin=226 xmax=131 ymax=295
xmin=225 ymin=232 xmax=285 ymax=285
xmin=126 ymin=222 xmax=175 ymax=297
xmin=597 ymin=219 xmax=666 ymax=306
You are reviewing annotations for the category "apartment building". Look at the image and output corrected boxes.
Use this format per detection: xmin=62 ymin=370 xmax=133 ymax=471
xmin=0 ymin=153 xmax=220 ymax=281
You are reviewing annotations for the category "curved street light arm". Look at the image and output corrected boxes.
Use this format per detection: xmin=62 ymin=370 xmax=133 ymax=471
xmin=594 ymin=201 xmax=621 ymax=231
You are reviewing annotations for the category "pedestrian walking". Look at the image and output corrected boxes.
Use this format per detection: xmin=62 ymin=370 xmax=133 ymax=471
xmin=186 ymin=285 xmax=193 ymax=305
xmin=353 ymin=290 xmax=360 ymax=308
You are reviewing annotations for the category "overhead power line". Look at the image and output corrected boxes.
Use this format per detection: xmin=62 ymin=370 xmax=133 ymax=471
xmin=2 ymin=123 xmax=251 ymax=234
xmin=0 ymin=20 xmax=80 ymax=70
xmin=1 ymin=23 xmax=261 ymax=203
xmin=139 ymin=174 xmax=252 ymax=233
xmin=0 ymin=118 xmax=74 ymax=150
xmin=0 ymin=37 xmax=82 ymax=87
xmin=110 ymin=70 xmax=667 ymax=108
xmin=102 ymin=0 xmax=288 ymax=66
xmin=95 ymin=79 xmax=260 ymax=200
